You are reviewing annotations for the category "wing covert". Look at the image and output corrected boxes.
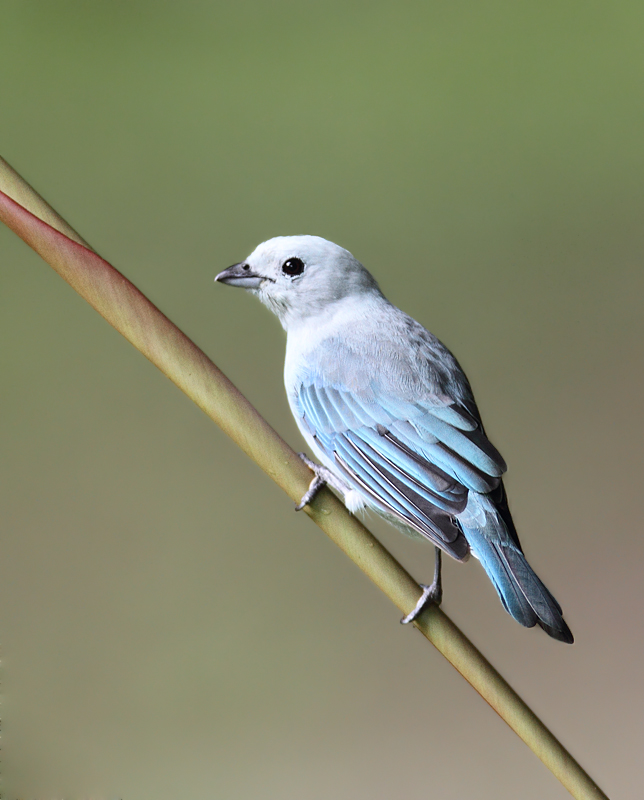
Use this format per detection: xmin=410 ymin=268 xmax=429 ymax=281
xmin=296 ymin=378 xmax=507 ymax=559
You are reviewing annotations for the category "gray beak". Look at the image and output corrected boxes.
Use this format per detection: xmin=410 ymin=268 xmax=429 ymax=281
xmin=215 ymin=262 xmax=267 ymax=289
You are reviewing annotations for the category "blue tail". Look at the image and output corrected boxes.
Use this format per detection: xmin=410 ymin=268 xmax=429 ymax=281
xmin=462 ymin=509 xmax=574 ymax=644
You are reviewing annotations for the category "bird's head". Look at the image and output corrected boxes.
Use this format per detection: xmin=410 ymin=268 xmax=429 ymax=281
xmin=215 ymin=235 xmax=381 ymax=328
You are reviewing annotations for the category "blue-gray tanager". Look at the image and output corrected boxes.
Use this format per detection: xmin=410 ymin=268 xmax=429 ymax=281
xmin=216 ymin=235 xmax=573 ymax=643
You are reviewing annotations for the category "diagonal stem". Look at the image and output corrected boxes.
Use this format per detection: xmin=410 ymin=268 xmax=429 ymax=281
xmin=0 ymin=155 xmax=609 ymax=800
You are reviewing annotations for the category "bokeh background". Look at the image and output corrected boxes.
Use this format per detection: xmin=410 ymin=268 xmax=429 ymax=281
xmin=2 ymin=2 xmax=643 ymax=798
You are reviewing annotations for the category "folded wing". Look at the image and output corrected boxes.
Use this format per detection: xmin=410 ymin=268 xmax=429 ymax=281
xmin=296 ymin=380 xmax=508 ymax=562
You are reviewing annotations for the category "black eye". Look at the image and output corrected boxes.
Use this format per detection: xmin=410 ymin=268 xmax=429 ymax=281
xmin=282 ymin=257 xmax=305 ymax=277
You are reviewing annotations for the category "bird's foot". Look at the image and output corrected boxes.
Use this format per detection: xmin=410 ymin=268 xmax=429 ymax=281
xmin=400 ymin=580 xmax=443 ymax=624
xmin=401 ymin=548 xmax=443 ymax=625
xmin=295 ymin=453 xmax=348 ymax=511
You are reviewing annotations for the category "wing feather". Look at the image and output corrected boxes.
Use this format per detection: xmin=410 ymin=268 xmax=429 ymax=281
xmin=333 ymin=444 xmax=466 ymax=555
xmin=351 ymin=429 xmax=467 ymax=513
xmin=388 ymin=421 xmax=501 ymax=493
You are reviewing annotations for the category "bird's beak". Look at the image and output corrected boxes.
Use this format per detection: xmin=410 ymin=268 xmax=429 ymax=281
xmin=215 ymin=262 xmax=267 ymax=289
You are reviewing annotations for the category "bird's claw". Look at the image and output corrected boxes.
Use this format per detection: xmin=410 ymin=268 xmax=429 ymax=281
xmin=400 ymin=581 xmax=443 ymax=624
xmin=295 ymin=474 xmax=325 ymax=511
xmin=401 ymin=548 xmax=443 ymax=624
xmin=294 ymin=452 xmax=349 ymax=510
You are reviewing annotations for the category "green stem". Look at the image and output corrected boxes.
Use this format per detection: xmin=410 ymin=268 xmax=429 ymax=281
xmin=0 ymin=155 xmax=609 ymax=800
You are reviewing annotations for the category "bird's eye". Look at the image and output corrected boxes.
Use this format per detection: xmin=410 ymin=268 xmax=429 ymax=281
xmin=282 ymin=257 xmax=305 ymax=277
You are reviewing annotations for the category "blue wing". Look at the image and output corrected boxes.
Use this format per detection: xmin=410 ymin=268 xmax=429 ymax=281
xmin=295 ymin=377 xmax=507 ymax=561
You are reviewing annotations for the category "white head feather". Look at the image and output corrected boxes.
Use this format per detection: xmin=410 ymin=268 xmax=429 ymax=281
xmin=216 ymin=235 xmax=382 ymax=329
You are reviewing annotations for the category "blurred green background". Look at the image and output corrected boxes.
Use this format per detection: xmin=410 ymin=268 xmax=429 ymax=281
xmin=1 ymin=1 xmax=643 ymax=798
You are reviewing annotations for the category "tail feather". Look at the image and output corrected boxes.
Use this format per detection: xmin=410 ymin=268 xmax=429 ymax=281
xmin=462 ymin=519 xmax=574 ymax=644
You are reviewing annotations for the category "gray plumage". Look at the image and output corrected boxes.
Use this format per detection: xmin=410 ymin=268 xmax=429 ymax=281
xmin=216 ymin=235 xmax=573 ymax=643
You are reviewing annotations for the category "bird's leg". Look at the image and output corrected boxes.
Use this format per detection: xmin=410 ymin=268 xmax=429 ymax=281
xmin=295 ymin=453 xmax=351 ymax=511
xmin=400 ymin=547 xmax=443 ymax=624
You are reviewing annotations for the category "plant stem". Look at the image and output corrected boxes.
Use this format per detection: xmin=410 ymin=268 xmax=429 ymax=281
xmin=0 ymin=156 xmax=609 ymax=800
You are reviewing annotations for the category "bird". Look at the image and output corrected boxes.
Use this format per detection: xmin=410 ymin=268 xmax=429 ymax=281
xmin=215 ymin=235 xmax=573 ymax=643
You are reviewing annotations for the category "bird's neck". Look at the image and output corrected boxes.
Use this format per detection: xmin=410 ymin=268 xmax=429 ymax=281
xmin=284 ymin=290 xmax=389 ymax=338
